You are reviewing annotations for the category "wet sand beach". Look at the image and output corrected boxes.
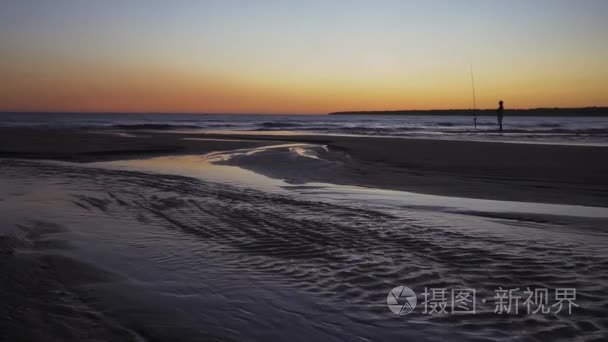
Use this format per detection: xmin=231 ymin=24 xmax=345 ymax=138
xmin=1 ymin=126 xmax=608 ymax=341
xmin=2 ymin=127 xmax=608 ymax=206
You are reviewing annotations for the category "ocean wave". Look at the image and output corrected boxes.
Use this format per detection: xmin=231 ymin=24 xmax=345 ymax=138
xmin=259 ymin=121 xmax=303 ymax=128
xmin=502 ymin=128 xmax=608 ymax=134
xmin=537 ymin=123 xmax=563 ymax=128
xmin=335 ymin=126 xmax=416 ymax=134
xmin=111 ymin=124 xmax=201 ymax=130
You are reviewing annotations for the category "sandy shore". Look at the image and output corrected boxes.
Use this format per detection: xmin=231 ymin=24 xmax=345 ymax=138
xmin=1 ymin=127 xmax=607 ymax=206
xmin=2 ymin=158 xmax=607 ymax=341
xmin=2 ymin=127 xmax=608 ymax=341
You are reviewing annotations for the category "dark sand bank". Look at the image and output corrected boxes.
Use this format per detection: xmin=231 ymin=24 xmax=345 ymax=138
xmin=1 ymin=127 xmax=608 ymax=206
xmin=0 ymin=221 xmax=142 ymax=342
xmin=0 ymin=127 xmax=276 ymax=162
xmin=181 ymin=132 xmax=608 ymax=207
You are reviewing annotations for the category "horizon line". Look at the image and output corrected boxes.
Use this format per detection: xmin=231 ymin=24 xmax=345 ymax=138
xmin=1 ymin=106 xmax=608 ymax=116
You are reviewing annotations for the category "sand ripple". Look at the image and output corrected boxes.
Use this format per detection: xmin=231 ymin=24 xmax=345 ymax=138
xmin=1 ymin=159 xmax=607 ymax=341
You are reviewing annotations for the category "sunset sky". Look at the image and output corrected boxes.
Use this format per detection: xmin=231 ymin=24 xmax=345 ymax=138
xmin=1 ymin=0 xmax=607 ymax=114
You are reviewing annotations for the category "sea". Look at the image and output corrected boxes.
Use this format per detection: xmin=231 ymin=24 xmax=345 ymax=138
xmin=2 ymin=112 xmax=608 ymax=145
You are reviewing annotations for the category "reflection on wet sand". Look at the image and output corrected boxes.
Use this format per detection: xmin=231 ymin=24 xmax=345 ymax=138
xmin=1 ymin=157 xmax=607 ymax=341
xmin=96 ymin=145 xmax=608 ymax=219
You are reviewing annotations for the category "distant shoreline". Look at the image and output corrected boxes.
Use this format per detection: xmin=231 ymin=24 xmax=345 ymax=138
xmin=329 ymin=107 xmax=608 ymax=116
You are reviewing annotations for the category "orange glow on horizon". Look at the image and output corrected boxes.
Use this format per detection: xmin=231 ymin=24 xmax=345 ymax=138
xmin=2 ymin=57 xmax=606 ymax=114
xmin=2 ymin=2 xmax=607 ymax=114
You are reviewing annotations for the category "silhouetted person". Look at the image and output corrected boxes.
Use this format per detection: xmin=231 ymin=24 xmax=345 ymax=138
xmin=497 ymin=100 xmax=504 ymax=132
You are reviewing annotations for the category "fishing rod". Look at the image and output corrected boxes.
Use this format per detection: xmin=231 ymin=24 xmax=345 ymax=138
xmin=470 ymin=64 xmax=477 ymax=129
